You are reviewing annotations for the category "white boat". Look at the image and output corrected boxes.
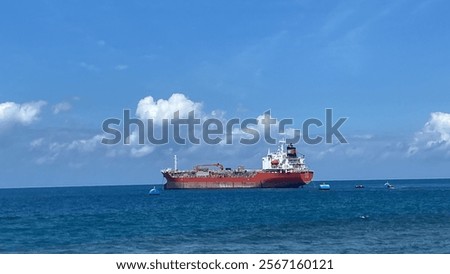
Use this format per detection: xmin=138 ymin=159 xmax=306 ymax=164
xmin=148 ymin=186 xmax=161 ymax=195
xmin=384 ymin=182 xmax=395 ymax=189
xmin=319 ymin=183 xmax=330 ymax=190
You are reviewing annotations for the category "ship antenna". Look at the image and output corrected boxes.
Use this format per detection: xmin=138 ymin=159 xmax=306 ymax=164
xmin=174 ymin=155 xmax=178 ymax=171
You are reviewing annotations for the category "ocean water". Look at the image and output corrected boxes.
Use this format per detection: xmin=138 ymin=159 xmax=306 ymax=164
xmin=1 ymin=179 xmax=449 ymax=254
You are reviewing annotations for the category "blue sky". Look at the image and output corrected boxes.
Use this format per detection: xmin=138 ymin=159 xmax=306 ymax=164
xmin=1 ymin=0 xmax=450 ymax=188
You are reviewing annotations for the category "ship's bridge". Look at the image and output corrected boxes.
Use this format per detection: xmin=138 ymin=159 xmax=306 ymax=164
xmin=262 ymin=141 xmax=308 ymax=171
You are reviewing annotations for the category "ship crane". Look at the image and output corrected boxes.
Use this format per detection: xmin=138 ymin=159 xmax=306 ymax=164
xmin=194 ymin=163 xmax=224 ymax=171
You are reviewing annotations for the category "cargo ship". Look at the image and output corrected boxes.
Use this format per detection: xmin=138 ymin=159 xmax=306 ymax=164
xmin=162 ymin=141 xmax=314 ymax=189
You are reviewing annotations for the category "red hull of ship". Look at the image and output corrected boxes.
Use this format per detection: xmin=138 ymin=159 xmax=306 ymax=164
xmin=163 ymin=171 xmax=314 ymax=189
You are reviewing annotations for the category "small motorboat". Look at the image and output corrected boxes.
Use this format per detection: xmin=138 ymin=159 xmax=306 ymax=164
xmin=148 ymin=186 xmax=161 ymax=195
xmin=384 ymin=182 xmax=395 ymax=189
xmin=319 ymin=183 xmax=331 ymax=190
xmin=355 ymin=184 xmax=365 ymax=189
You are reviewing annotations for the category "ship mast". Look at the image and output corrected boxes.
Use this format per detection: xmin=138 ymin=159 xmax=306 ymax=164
xmin=174 ymin=155 xmax=178 ymax=171
xmin=279 ymin=139 xmax=286 ymax=153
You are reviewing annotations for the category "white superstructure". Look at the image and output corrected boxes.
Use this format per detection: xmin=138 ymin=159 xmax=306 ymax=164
xmin=262 ymin=140 xmax=309 ymax=171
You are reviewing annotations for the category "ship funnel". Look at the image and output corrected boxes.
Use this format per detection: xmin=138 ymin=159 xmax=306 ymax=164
xmin=287 ymin=143 xmax=297 ymax=158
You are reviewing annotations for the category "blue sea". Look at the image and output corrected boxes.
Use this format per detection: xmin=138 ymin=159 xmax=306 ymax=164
xmin=1 ymin=179 xmax=449 ymax=254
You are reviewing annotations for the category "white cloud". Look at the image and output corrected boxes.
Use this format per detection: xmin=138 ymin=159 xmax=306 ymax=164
xmin=79 ymin=62 xmax=99 ymax=71
xmin=345 ymin=146 xmax=364 ymax=157
xmin=225 ymin=112 xmax=301 ymax=144
xmin=130 ymin=146 xmax=154 ymax=158
xmin=30 ymin=138 xmax=44 ymax=148
xmin=33 ymin=134 xmax=106 ymax=165
xmin=32 ymin=132 xmax=157 ymax=164
xmin=136 ymin=93 xmax=203 ymax=123
xmin=97 ymin=40 xmax=106 ymax=47
xmin=315 ymin=144 xmax=339 ymax=160
xmin=352 ymin=134 xmax=374 ymax=140
xmin=0 ymin=100 xmax=46 ymax=127
xmin=114 ymin=64 xmax=128 ymax=71
xmin=52 ymin=102 xmax=72 ymax=114
xmin=408 ymin=112 xmax=450 ymax=156
xmin=66 ymin=134 xmax=104 ymax=152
